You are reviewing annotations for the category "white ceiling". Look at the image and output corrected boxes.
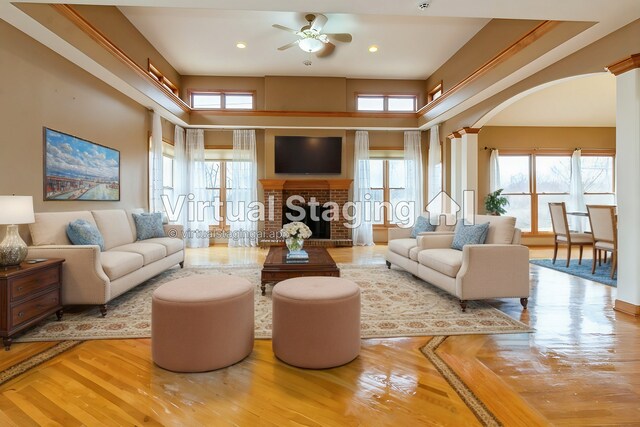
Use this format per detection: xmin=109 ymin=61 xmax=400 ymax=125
xmin=486 ymin=73 xmax=616 ymax=127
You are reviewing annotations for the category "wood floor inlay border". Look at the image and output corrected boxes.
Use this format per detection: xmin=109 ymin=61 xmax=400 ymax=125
xmin=0 ymin=341 xmax=83 ymax=386
xmin=421 ymin=336 xmax=502 ymax=427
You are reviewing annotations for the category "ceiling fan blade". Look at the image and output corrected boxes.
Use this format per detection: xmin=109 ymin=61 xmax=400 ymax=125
xmin=326 ymin=33 xmax=353 ymax=43
xmin=316 ymin=42 xmax=336 ymax=58
xmin=278 ymin=40 xmax=300 ymax=51
xmin=273 ymin=24 xmax=299 ymax=34
xmin=309 ymin=13 xmax=328 ymax=33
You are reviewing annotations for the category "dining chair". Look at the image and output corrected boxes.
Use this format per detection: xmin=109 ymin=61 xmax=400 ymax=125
xmin=549 ymin=202 xmax=593 ymax=267
xmin=586 ymin=205 xmax=617 ymax=279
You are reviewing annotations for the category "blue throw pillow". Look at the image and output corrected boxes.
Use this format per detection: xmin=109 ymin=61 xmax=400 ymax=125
xmin=132 ymin=212 xmax=165 ymax=240
xmin=451 ymin=222 xmax=490 ymax=251
xmin=411 ymin=215 xmax=436 ymax=238
xmin=66 ymin=219 xmax=105 ymax=251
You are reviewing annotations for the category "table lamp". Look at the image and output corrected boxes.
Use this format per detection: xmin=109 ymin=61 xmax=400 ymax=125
xmin=0 ymin=196 xmax=35 ymax=267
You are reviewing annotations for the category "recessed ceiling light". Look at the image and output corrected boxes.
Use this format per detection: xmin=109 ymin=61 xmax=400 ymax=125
xmin=368 ymin=45 xmax=378 ymax=53
xmin=236 ymin=42 xmax=247 ymax=49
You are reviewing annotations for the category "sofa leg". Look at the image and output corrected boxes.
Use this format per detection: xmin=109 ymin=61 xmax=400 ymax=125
xmin=99 ymin=305 xmax=107 ymax=317
xmin=520 ymin=298 xmax=528 ymax=310
xmin=385 ymin=261 xmax=391 ymax=269
xmin=459 ymin=300 xmax=467 ymax=312
xmin=179 ymin=261 xmax=184 ymax=269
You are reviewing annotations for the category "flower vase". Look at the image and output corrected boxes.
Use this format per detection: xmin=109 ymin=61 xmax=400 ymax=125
xmin=285 ymin=237 xmax=304 ymax=253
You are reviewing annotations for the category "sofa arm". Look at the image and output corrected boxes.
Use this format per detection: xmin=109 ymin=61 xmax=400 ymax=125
xmin=27 ymin=245 xmax=110 ymax=306
xmin=456 ymin=244 xmax=530 ymax=300
xmin=388 ymin=227 xmax=412 ymax=241
xmin=417 ymin=233 xmax=455 ymax=249
xmin=163 ymin=224 xmax=184 ymax=240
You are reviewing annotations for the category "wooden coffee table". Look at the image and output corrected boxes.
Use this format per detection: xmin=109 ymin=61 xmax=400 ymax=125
xmin=260 ymin=247 xmax=340 ymax=295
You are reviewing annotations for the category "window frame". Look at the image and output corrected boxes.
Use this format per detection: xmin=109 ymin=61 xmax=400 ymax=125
xmin=148 ymin=61 xmax=179 ymax=96
xmin=369 ymin=157 xmax=406 ymax=228
xmin=162 ymin=155 xmax=174 ymax=190
xmin=427 ymin=81 xmax=443 ymax=103
xmin=355 ymin=93 xmax=417 ymax=113
xmin=498 ymin=149 xmax=616 ymax=235
xmin=204 ymin=160 xmax=227 ymax=230
xmin=190 ymin=90 xmax=255 ymax=111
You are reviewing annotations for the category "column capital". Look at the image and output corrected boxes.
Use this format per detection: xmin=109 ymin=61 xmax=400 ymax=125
xmin=459 ymin=127 xmax=482 ymax=135
xmin=606 ymin=53 xmax=640 ymax=76
xmin=446 ymin=132 xmax=462 ymax=140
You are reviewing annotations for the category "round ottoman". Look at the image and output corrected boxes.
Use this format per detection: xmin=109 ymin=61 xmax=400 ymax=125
xmin=152 ymin=274 xmax=254 ymax=372
xmin=272 ymin=277 xmax=360 ymax=369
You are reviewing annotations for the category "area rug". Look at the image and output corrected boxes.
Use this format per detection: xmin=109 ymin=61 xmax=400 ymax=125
xmin=530 ymin=259 xmax=616 ymax=287
xmin=14 ymin=265 xmax=531 ymax=343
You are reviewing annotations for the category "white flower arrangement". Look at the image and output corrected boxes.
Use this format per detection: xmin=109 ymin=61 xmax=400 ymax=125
xmin=280 ymin=221 xmax=312 ymax=240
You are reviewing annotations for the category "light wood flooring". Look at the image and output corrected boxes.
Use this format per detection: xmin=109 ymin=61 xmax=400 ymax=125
xmin=0 ymin=245 xmax=638 ymax=426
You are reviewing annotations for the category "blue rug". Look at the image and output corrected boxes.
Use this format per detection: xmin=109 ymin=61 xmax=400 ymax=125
xmin=530 ymin=259 xmax=617 ymax=287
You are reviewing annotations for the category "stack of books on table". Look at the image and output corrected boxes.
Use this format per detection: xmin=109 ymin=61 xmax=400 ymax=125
xmin=286 ymin=250 xmax=309 ymax=263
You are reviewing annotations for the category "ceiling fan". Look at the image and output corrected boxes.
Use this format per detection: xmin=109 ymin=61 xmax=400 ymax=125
xmin=273 ymin=13 xmax=353 ymax=58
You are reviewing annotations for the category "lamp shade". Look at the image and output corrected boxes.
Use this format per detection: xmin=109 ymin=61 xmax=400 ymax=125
xmin=299 ymin=38 xmax=324 ymax=53
xmin=0 ymin=196 xmax=35 ymax=224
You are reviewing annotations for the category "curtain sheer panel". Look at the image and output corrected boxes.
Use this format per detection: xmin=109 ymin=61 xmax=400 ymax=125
xmin=489 ymin=149 xmax=501 ymax=192
xmin=149 ymin=111 xmax=163 ymax=213
xmin=182 ymin=129 xmax=210 ymax=248
xmin=352 ymin=130 xmax=374 ymax=246
xmin=406 ymin=130 xmax=425 ymax=223
xmin=569 ymin=149 xmax=586 ymax=232
xmin=229 ymin=130 xmax=259 ymax=247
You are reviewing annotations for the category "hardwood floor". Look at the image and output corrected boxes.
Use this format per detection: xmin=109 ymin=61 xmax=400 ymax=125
xmin=0 ymin=245 xmax=638 ymax=426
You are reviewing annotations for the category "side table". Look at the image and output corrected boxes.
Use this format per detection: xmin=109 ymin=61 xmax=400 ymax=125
xmin=0 ymin=258 xmax=64 ymax=350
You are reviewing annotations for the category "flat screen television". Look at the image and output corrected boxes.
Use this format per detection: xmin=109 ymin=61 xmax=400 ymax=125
xmin=274 ymin=136 xmax=342 ymax=174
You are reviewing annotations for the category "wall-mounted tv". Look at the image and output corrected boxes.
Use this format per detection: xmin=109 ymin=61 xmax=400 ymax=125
xmin=275 ymin=136 xmax=342 ymax=174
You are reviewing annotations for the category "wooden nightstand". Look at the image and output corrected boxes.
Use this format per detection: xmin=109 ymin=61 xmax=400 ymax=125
xmin=0 ymin=258 xmax=64 ymax=350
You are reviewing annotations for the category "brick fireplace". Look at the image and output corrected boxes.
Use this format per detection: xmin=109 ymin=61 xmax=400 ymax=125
xmin=259 ymin=179 xmax=353 ymax=247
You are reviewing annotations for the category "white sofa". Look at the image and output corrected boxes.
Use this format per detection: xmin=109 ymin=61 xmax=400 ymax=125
xmin=27 ymin=209 xmax=185 ymax=316
xmin=386 ymin=215 xmax=530 ymax=311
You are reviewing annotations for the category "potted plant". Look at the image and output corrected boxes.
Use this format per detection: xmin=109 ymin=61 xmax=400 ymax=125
xmin=484 ymin=189 xmax=509 ymax=216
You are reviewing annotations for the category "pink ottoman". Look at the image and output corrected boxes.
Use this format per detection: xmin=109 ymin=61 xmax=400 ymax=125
xmin=152 ymin=274 xmax=254 ymax=372
xmin=272 ymin=277 xmax=361 ymax=369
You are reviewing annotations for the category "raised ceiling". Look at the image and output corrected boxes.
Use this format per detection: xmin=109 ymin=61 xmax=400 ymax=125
xmin=486 ymin=73 xmax=616 ymax=127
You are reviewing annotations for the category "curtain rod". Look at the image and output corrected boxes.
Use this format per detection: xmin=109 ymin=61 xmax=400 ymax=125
xmin=483 ymin=146 xmax=613 ymax=152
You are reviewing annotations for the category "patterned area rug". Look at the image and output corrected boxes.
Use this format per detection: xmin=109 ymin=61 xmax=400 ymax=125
xmin=15 ymin=265 xmax=531 ymax=343
xmin=530 ymin=259 xmax=616 ymax=287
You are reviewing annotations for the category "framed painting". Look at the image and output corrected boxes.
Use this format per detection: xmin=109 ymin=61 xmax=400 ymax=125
xmin=43 ymin=128 xmax=120 ymax=201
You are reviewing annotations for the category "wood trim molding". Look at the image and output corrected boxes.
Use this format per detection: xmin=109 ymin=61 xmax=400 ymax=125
xmin=458 ymin=127 xmax=481 ymax=135
xmin=606 ymin=53 xmax=640 ymax=76
xmin=416 ymin=20 xmax=559 ymax=118
xmin=446 ymin=132 xmax=462 ymax=140
xmin=192 ymin=109 xmax=415 ymax=119
xmin=52 ymin=4 xmax=190 ymax=113
xmin=259 ymin=179 xmax=352 ymax=191
xmin=614 ymin=299 xmax=640 ymax=317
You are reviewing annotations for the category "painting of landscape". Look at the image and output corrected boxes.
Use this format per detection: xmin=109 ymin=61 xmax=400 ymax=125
xmin=44 ymin=128 xmax=120 ymax=201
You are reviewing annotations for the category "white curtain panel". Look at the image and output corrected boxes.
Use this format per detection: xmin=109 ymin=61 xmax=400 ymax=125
xmin=172 ymin=126 xmax=187 ymax=225
xmin=229 ymin=130 xmax=259 ymax=247
xmin=489 ymin=149 xmax=501 ymax=192
xmin=352 ymin=130 xmax=374 ymax=246
xmin=569 ymin=149 xmax=586 ymax=232
xmin=149 ymin=111 xmax=163 ymax=213
xmin=183 ymin=129 xmax=211 ymax=248
xmin=406 ymin=130 xmax=425 ymax=223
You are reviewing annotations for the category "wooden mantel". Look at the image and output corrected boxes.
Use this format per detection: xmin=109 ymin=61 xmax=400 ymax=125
xmin=259 ymin=179 xmax=353 ymax=191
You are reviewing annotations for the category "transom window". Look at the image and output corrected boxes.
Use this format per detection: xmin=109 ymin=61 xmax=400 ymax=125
xmin=191 ymin=92 xmax=254 ymax=110
xmin=427 ymin=82 xmax=443 ymax=103
xmin=356 ymin=95 xmax=417 ymax=112
xmin=498 ymin=152 xmax=615 ymax=233
xmin=148 ymin=62 xmax=179 ymax=96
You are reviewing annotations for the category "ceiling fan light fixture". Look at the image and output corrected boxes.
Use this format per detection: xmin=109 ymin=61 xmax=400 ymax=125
xmin=299 ymin=37 xmax=324 ymax=53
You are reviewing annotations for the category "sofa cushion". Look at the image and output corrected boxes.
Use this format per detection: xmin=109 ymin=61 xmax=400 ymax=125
xmin=409 ymin=246 xmax=421 ymax=261
xmin=476 ymin=215 xmax=516 ymax=244
xmin=100 ymin=251 xmax=144 ymax=281
xmin=132 ymin=212 xmax=165 ymax=240
xmin=388 ymin=238 xmax=417 ymax=258
xmin=66 ymin=219 xmax=105 ymax=251
xmin=29 ymin=211 xmax=95 ymax=246
xmin=418 ymin=249 xmax=463 ymax=277
xmin=451 ymin=222 xmax=490 ymax=250
xmin=411 ymin=216 xmax=436 ymax=238
xmin=110 ymin=242 xmax=167 ymax=265
xmin=144 ymin=237 xmax=183 ymax=255
xmin=92 ymin=210 xmax=136 ymax=250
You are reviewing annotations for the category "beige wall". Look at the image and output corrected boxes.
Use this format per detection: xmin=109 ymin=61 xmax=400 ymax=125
xmin=0 ymin=20 xmax=149 ymax=216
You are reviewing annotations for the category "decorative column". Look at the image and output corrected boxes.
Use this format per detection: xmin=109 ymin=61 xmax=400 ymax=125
xmin=459 ymin=128 xmax=481 ymax=214
xmin=608 ymin=54 xmax=640 ymax=316
xmin=447 ymin=132 xmax=462 ymax=212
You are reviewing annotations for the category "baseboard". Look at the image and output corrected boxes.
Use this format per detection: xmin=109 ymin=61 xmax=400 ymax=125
xmin=614 ymin=299 xmax=640 ymax=317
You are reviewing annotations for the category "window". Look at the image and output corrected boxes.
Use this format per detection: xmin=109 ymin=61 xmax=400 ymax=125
xmin=204 ymin=160 xmax=251 ymax=228
xmin=148 ymin=62 xmax=179 ymax=96
xmin=191 ymin=92 xmax=254 ymax=110
xmin=498 ymin=152 xmax=615 ymax=234
xmin=162 ymin=155 xmax=174 ymax=189
xmin=356 ymin=95 xmax=417 ymax=112
xmin=427 ymin=82 xmax=443 ymax=103
xmin=369 ymin=159 xmax=406 ymax=226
